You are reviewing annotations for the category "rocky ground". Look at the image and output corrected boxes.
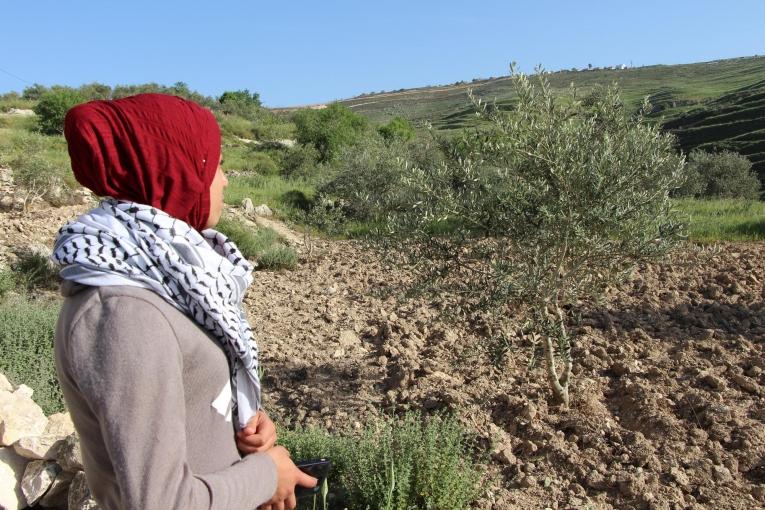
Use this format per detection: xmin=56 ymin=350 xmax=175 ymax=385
xmin=2 ymin=200 xmax=764 ymax=509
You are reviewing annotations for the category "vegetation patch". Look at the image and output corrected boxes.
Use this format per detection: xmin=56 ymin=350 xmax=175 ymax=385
xmin=0 ymin=295 xmax=64 ymax=415
xmin=279 ymin=412 xmax=484 ymax=510
xmin=215 ymin=217 xmax=297 ymax=270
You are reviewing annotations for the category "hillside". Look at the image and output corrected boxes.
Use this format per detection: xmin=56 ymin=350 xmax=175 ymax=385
xmin=335 ymin=55 xmax=765 ymax=179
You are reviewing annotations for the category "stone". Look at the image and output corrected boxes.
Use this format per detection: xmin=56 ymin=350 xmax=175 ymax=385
xmin=39 ymin=470 xmax=74 ymax=509
xmin=0 ymin=447 xmax=27 ymax=510
xmin=712 ymin=464 xmax=733 ymax=484
xmin=699 ymin=373 xmax=726 ymax=391
xmin=51 ymin=433 xmax=83 ymax=472
xmin=21 ymin=460 xmax=60 ymax=506
xmin=492 ymin=447 xmax=517 ymax=465
xmin=253 ymin=204 xmax=273 ymax=217
xmin=68 ymin=471 xmax=100 ymax=510
xmin=521 ymin=402 xmax=537 ymax=421
xmin=44 ymin=412 xmax=75 ymax=439
xmin=14 ymin=413 xmax=73 ymax=459
xmin=14 ymin=385 xmax=34 ymax=399
xmin=0 ymin=387 xmax=48 ymax=446
xmin=0 ymin=195 xmax=13 ymax=211
xmin=669 ymin=466 xmax=690 ymax=489
xmin=338 ymin=329 xmax=360 ymax=348
xmin=731 ymin=374 xmax=759 ymax=394
xmin=242 ymin=197 xmax=254 ymax=214
xmin=0 ymin=373 xmax=12 ymax=393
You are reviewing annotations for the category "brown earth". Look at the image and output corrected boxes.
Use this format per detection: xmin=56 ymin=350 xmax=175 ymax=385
xmin=2 ymin=202 xmax=764 ymax=510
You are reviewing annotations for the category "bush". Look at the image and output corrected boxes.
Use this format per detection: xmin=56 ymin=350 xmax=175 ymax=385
xmin=280 ymin=144 xmax=320 ymax=179
xmin=0 ymin=269 xmax=15 ymax=299
xmin=0 ymin=130 xmax=74 ymax=206
xmin=34 ymin=89 xmax=85 ymax=135
xmin=676 ymin=150 xmax=761 ymax=199
xmin=378 ymin=116 xmax=415 ymax=143
xmin=279 ymin=413 xmax=484 ymax=510
xmin=248 ymin=152 xmax=279 ymax=176
xmin=218 ymin=114 xmax=255 ymax=139
xmin=293 ymin=104 xmax=369 ymax=163
xmin=0 ymin=296 xmax=64 ymax=414
xmin=13 ymin=250 xmax=61 ymax=291
xmin=214 ymin=218 xmax=297 ymax=270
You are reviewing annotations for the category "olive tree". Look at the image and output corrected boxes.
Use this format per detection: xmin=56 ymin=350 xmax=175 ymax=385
xmin=372 ymin=68 xmax=686 ymax=405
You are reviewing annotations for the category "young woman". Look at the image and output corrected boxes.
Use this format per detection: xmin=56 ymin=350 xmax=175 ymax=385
xmin=52 ymin=93 xmax=315 ymax=510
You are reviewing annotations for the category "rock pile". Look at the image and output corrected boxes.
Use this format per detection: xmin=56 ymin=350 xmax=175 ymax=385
xmin=0 ymin=373 xmax=98 ymax=510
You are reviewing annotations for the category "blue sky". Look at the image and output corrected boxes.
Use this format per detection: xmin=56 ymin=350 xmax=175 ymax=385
xmin=1 ymin=1 xmax=763 ymax=107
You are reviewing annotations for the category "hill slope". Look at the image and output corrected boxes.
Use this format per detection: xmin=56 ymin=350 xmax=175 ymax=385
xmin=335 ymin=55 xmax=765 ymax=179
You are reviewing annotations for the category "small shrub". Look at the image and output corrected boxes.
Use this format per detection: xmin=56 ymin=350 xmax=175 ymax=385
xmin=34 ymin=89 xmax=86 ymax=135
xmin=257 ymin=245 xmax=298 ymax=270
xmin=279 ymin=413 xmax=484 ymax=510
xmin=0 ymin=269 xmax=15 ymax=299
xmin=248 ymin=152 xmax=279 ymax=176
xmin=378 ymin=116 xmax=415 ymax=142
xmin=0 ymin=296 xmax=64 ymax=414
xmin=279 ymin=413 xmax=483 ymax=510
xmin=280 ymin=144 xmax=320 ymax=179
xmin=214 ymin=218 xmax=296 ymax=270
xmin=218 ymin=114 xmax=255 ymax=139
xmin=13 ymin=251 xmax=60 ymax=291
xmin=676 ymin=150 xmax=761 ymax=199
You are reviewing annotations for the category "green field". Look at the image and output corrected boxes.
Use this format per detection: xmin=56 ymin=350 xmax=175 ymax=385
xmin=675 ymin=198 xmax=765 ymax=242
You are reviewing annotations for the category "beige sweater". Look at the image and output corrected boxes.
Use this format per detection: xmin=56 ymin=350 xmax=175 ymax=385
xmin=54 ymin=282 xmax=277 ymax=510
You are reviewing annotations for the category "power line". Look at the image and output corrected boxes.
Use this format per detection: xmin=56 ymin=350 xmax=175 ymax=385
xmin=0 ymin=65 xmax=32 ymax=85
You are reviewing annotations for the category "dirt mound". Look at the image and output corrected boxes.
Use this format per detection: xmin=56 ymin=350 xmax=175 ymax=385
xmin=3 ymin=203 xmax=764 ymax=508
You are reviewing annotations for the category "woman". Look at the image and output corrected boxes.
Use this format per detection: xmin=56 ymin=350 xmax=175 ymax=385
xmin=51 ymin=93 xmax=315 ymax=510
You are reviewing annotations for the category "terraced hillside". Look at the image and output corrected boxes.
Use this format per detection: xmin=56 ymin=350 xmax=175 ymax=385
xmin=336 ymin=55 xmax=765 ymax=179
xmin=664 ymin=79 xmax=765 ymax=180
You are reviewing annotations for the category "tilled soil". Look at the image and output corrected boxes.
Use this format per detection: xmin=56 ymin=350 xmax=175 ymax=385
xmin=3 ymin=203 xmax=764 ymax=509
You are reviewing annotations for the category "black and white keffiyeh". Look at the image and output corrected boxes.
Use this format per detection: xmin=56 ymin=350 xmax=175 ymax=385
xmin=52 ymin=198 xmax=261 ymax=429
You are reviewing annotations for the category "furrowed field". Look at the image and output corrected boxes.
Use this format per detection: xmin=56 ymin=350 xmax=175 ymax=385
xmin=1 ymin=55 xmax=764 ymax=509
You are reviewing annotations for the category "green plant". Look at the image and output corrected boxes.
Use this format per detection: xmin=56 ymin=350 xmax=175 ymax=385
xmin=0 ymin=295 xmax=64 ymax=414
xmin=0 ymin=269 xmax=15 ymax=299
xmin=34 ymin=88 xmax=86 ymax=135
xmin=293 ymin=104 xmax=369 ymax=163
xmin=218 ymin=114 xmax=255 ymax=139
xmin=13 ymin=251 xmax=61 ymax=291
xmin=219 ymin=89 xmax=261 ymax=120
xmin=366 ymin=67 xmax=686 ymax=406
xmin=280 ymin=144 xmax=320 ymax=179
xmin=676 ymin=150 xmax=761 ymax=199
xmin=279 ymin=413 xmax=483 ymax=510
xmin=378 ymin=117 xmax=415 ymax=143
xmin=214 ymin=218 xmax=297 ymax=270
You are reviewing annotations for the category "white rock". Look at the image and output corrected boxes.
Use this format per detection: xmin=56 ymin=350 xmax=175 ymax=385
xmin=0 ymin=388 xmax=48 ymax=446
xmin=68 ymin=470 xmax=100 ymax=509
xmin=14 ymin=385 xmax=33 ymax=399
xmin=21 ymin=460 xmax=60 ymax=506
xmin=0 ymin=447 xmax=28 ymax=510
xmin=338 ymin=330 xmax=360 ymax=348
xmin=13 ymin=415 xmax=72 ymax=459
xmin=44 ymin=413 xmax=75 ymax=439
xmin=0 ymin=374 xmax=12 ymax=393
xmin=242 ymin=198 xmax=255 ymax=214
xmin=253 ymin=204 xmax=273 ymax=217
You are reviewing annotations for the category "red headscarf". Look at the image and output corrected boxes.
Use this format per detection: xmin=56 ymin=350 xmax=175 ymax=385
xmin=64 ymin=93 xmax=221 ymax=231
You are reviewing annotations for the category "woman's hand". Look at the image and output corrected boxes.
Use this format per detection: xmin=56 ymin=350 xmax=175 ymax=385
xmin=237 ymin=410 xmax=277 ymax=454
xmin=259 ymin=446 xmax=317 ymax=510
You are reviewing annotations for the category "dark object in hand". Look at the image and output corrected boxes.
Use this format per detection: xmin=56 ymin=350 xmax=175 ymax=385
xmin=294 ymin=458 xmax=331 ymax=499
